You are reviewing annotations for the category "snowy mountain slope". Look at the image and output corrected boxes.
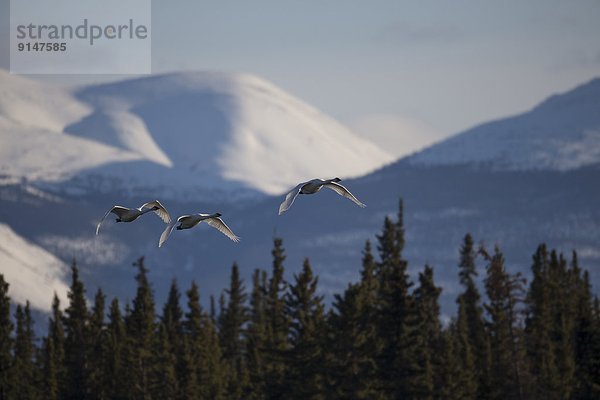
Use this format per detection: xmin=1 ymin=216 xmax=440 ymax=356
xmin=0 ymin=223 xmax=69 ymax=312
xmin=67 ymin=71 xmax=394 ymax=195
xmin=0 ymin=119 xmax=142 ymax=185
xmin=0 ymin=71 xmax=147 ymax=185
xmin=0 ymin=70 xmax=393 ymax=199
xmin=0 ymin=70 xmax=89 ymax=131
xmin=408 ymin=77 xmax=600 ymax=170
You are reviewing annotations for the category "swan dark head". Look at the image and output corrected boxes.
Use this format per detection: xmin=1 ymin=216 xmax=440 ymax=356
xmin=215 ymin=212 xmax=222 ymax=217
xmin=333 ymin=177 xmax=341 ymax=182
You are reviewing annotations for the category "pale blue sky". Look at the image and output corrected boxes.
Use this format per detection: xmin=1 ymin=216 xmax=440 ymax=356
xmin=1 ymin=0 xmax=599 ymax=142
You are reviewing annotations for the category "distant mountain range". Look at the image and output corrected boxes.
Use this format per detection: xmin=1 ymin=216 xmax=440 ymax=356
xmin=0 ymin=71 xmax=598 ymax=316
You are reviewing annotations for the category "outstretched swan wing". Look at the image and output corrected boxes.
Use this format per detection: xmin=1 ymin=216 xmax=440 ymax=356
xmin=278 ymin=183 xmax=303 ymax=215
xmin=96 ymin=206 xmax=128 ymax=235
xmin=159 ymin=221 xmax=177 ymax=247
xmin=206 ymin=217 xmax=240 ymax=243
xmin=141 ymin=200 xmax=172 ymax=223
xmin=324 ymin=182 xmax=366 ymax=208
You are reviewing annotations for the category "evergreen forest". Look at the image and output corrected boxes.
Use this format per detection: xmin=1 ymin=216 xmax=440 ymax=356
xmin=0 ymin=201 xmax=599 ymax=399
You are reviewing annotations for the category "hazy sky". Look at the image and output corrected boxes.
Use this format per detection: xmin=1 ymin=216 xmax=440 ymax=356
xmin=1 ymin=0 xmax=599 ymax=154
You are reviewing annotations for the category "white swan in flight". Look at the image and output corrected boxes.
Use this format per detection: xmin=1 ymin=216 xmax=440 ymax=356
xmin=278 ymin=177 xmax=366 ymax=215
xmin=159 ymin=212 xmax=240 ymax=247
xmin=96 ymin=200 xmax=171 ymax=235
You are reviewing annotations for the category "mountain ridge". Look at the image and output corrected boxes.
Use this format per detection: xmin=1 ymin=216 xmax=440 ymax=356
xmin=407 ymin=76 xmax=600 ymax=171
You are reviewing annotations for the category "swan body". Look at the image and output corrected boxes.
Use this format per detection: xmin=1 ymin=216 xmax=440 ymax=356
xmin=278 ymin=177 xmax=366 ymax=215
xmin=96 ymin=200 xmax=171 ymax=235
xmin=159 ymin=212 xmax=240 ymax=247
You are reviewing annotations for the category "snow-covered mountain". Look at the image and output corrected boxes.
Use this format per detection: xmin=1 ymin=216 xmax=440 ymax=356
xmin=408 ymin=77 xmax=600 ymax=170
xmin=0 ymin=70 xmax=393 ymax=199
xmin=0 ymin=223 xmax=69 ymax=312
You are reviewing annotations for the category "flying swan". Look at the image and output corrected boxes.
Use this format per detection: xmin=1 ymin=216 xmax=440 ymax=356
xmin=159 ymin=213 xmax=240 ymax=247
xmin=96 ymin=200 xmax=171 ymax=235
xmin=278 ymin=177 xmax=366 ymax=215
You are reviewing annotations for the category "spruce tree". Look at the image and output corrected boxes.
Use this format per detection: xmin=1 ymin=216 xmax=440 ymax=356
xmin=152 ymin=322 xmax=178 ymax=399
xmin=264 ymin=238 xmax=289 ymax=399
xmin=581 ymin=296 xmax=600 ymax=398
xmin=375 ymin=200 xmax=416 ymax=398
xmin=162 ymin=280 xmax=186 ymax=399
xmin=359 ymin=240 xmax=379 ymax=304
xmin=184 ymin=281 xmax=206 ymax=395
xmin=329 ymin=283 xmax=378 ymax=399
xmin=542 ymin=250 xmax=576 ymax=398
xmin=88 ymin=288 xmax=108 ymax=400
xmin=163 ymin=280 xmax=199 ymax=400
xmin=40 ymin=337 xmax=58 ymax=400
xmin=245 ymin=269 xmax=268 ymax=399
xmin=456 ymin=234 xmax=490 ymax=398
xmin=178 ymin=337 xmax=200 ymax=400
xmin=327 ymin=241 xmax=380 ymax=399
xmin=482 ymin=246 xmax=526 ymax=400
xmin=358 ymin=240 xmax=382 ymax=397
xmin=525 ymin=244 xmax=560 ymax=399
xmin=572 ymin=266 xmax=600 ymax=399
xmin=210 ymin=295 xmax=217 ymax=324
xmin=185 ymin=281 xmax=224 ymax=400
xmin=284 ymin=259 xmax=326 ymax=399
xmin=106 ymin=298 xmax=127 ymax=400
xmin=0 ymin=274 xmax=12 ymax=400
xmin=219 ymin=263 xmax=249 ymax=399
xmin=41 ymin=293 xmax=65 ymax=400
xmin=412 ymin=265 xmax=443 ymax=400
xmin=455 ymin=298 xmax=478 ymax=399
xmin=438 ymin=324 xmax=464 ymax=399
xmin=125 ymin=256 xmax=157 ymax=399
xmin=163 ymin=280 xmax=184 ymax=346
xmin=11 ymin=302 xmax=39 ymax=400
xmin=63 ymin=261 xmax=90 ymax=399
